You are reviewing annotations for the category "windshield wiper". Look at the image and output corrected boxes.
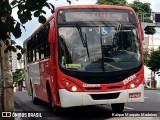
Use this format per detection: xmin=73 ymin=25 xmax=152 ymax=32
xmin=76 ymin=24 xmax=86 ymax=47
xmin=76 ymin=25 xmax=90 ymax=60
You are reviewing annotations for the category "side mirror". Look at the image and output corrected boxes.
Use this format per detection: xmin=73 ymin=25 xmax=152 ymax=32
xmin=49 ymin=28 xmax=56 ymax=43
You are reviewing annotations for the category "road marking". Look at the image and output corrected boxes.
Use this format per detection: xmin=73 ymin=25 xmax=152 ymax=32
xmin=124 ymin=107 xmax=134 ymax=110
xmin=144 ymin=97 xmax=148 ymax=99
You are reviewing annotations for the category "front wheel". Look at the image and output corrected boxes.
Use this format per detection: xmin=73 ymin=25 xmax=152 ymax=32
xmin=30 ymin=81 xmax=39 ymax=104
xmin=52 ymin=104 xmax=62 ymax=116
xmin=111 ymin=103 xmax=124 ymax=113
xmin=46 ymin=83 xmax=62 ymax=115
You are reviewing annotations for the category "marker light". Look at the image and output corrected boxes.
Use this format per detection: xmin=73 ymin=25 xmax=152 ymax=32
xmin=66 ymin=82 xmax=70 ymax=86
xmin=136 ymin=78 xmax=140 ymax=83
xmin=71 ymin=86 xmax=77 ymax=92
xmin=130 ymin=83 xmax=135 ymax=88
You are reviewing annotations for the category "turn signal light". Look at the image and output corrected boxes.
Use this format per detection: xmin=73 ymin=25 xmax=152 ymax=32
xmin=60 ymin=78 xmax=83 ymax=92
xmin=126 ymin=78 xmax=141 ymax=89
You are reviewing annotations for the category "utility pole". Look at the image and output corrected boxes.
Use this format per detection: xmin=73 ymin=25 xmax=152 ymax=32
xmin=0 ymin=40 xmax=14 ymax=120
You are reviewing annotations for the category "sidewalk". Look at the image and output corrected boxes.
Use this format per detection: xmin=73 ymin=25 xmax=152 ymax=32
xmin=108 ymin=117 xmax=159 ymax=120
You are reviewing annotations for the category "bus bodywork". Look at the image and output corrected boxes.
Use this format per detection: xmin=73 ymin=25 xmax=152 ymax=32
xmin=24 ymin=5 xmax=144 ymax=113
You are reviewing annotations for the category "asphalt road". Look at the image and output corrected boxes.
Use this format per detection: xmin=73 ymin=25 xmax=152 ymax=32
xmin=13 ymin=90 xmax=160 ymax=120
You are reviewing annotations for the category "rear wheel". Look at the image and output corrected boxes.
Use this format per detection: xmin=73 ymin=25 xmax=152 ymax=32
xmin=111 ymin=103 xmax=124 ymax=113
xmin=30 ymin=81 xmax=39 ymax=104
xmin=46 ymin=83 xmax=62 ymax=115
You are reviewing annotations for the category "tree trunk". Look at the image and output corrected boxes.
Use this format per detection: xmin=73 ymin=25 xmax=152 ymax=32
xmin=0 ymin=41 xmax=14 ymax=120
xmin=151 ymin=70 xmax=156 ymax=88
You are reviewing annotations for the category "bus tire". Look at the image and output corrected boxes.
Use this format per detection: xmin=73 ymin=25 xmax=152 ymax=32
xmin=46 ymin=82 xmax=62 ymax=115
xmin=111 ymin=103 xmax=124 ymax=113
xmin=30 ymin=81 xmax=39 ymax=104
xmin=52 ymin=105 xmax=62 ymax=116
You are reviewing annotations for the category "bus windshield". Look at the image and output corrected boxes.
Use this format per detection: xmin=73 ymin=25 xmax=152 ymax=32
xmin=58 ymin=24 xmax=141 ymax=72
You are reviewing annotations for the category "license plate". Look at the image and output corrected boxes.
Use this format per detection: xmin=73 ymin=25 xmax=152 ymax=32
xmin=129 ymin=92 xmax=141 ymax=98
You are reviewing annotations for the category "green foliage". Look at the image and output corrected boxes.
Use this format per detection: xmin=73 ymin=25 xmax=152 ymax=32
xmin=38 ymin=15 xmax=46 ymax=24
xmin=13 ymin=69 xmax=24 ymax=82
xmin=144 ymin=50 xmax=150 ymax=65
xmin=97 ymin=0 xmax=127 ymax=6
xmin=0 ymin=0 xmax=54 ymax=59
xmin=144 ymin=26 xmax=156 ymax=35
xmin=145 ymin=47 xmax=160 ymax=72
xmin=0 ymin=0 xmax=54 ymax=40
xmin=129 ymin=1 xmax=151 ymax=13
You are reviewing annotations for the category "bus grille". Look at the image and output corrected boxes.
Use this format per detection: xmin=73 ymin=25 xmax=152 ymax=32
xmin=90 ymin=92 xmax=120 ymax=100
xmin=77 ymin=76 xmax=127 ymax=84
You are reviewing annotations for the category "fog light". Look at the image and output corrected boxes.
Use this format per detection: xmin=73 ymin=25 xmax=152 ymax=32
xmin=130 ymin=83 xmax=135 ymax=88
xmin=72 ymin=86 xmax=77 ymax=92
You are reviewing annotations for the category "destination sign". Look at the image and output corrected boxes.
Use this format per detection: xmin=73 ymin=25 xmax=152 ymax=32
xmin=57 ymin=8 xmax=136 ymax=23
xmin=65 ymin=12 xmax=129 ymax=22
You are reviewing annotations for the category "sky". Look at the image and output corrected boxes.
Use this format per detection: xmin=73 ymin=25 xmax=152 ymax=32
xmin=11 ymin=0 xmax=160 ymax=46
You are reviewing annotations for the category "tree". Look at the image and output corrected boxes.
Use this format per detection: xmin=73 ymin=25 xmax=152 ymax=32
xmin=0 ymin=0 xmax=54 ymax=59
xmin=13 ymin=69 xmax=24 ymax=83
xmin=97 ymin=0 xmax=127 ymax=6
xmin=144 ymin=47 xmax=160 ymax=88
xmin=144 ymin=50 xmax=150 ymax=65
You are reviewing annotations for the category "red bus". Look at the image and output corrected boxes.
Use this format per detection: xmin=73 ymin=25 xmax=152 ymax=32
xmin=24 ymin=5 xmax=144 ymax=114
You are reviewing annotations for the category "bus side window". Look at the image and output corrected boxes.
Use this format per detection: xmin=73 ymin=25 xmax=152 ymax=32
xmin=40 ymin=45 xmax=45 ymax=59
xmin=36 ymin=48 xmax=39 ymax=60
xmin=32 ymin=50 xmax=35 ymax=62
xmin=45 ymin=24 xmax=50 ymax=41
xmin=39 ymin=28 xmax=45 ymax=43
xmin=27 ymin=39 xmax=33 ymax=63
xmin=45 ymin=43 xmax=50 ymax=57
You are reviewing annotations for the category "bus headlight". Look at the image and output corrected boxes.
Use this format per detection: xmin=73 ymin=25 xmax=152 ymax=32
xmin=71 ymin=86 xmax=77 ymax=92
xmin=130 ymin=83 xmax=135 ymax=88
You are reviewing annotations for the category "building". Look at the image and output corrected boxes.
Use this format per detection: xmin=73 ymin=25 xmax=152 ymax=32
xmin=10 ymin=52 xmax=24 ymax=72
xmin=17 ymin=56 xmax=24 ymax=69
xmin=144 ymin=65 xmax=151 ymax=88
xmin=11 ymin=52 xmax=17 ymax=72
xmin=143 ymin=36 xmax=150 ymax=52
xmin=143 ymin=35 xmax=160 ymax=52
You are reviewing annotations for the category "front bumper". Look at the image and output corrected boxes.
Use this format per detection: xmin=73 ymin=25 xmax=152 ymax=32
xmin=59 ymin=84 xmax=144 ymax=108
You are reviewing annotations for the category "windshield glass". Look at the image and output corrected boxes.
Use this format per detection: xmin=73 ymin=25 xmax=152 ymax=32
xmin=58 ymin=25 xmax=141 ymax=72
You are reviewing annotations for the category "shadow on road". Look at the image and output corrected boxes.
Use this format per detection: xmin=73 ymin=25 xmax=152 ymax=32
xmin=39 ymin=101 xmax=112 ymax=120
xmin=14 ymin=92 xmax=114 ymax=120
xmin=30 ymin=100 xmax=113 ymax=120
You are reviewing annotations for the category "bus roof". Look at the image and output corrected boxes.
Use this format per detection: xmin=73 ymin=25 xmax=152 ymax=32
xmin=55 ymin=4 xmax=135 ymax=12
